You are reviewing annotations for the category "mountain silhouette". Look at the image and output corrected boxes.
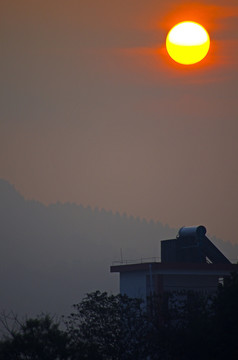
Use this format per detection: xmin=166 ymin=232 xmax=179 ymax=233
xmin=0 ymin=179 xmax=237 ymax=317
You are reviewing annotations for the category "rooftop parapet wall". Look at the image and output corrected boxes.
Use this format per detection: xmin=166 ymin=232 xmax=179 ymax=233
xmin=110 ymin=261 xmax=238 ymax=274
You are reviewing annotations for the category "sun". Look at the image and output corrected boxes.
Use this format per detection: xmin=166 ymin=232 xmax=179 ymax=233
xmin=166 ymin=21 xmax=210 ymax=65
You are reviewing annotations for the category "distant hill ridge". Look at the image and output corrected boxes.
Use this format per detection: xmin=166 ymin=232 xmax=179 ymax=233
xmin=0 ymin=178 xmax=169 ymax=226
xmin=0 ymin=178 xmax=237 ymax=318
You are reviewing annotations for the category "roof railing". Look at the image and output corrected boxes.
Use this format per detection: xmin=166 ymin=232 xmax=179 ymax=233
xmin=112 ymin=257 xmax=237 ymax=265
xmin=112 ymin=257 xmax=161 ymax=265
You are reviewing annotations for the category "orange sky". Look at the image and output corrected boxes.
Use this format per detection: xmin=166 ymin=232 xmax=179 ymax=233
xmin=1 ymin=0 xmax=238 ymax=244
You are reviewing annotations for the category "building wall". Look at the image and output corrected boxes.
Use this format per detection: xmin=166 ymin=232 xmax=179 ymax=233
xmin=120 ymin=271 xmax=147 ymax=301
xmin=120 ymin=270 xmax=224 ymax=301
xmin=114 ymin=263 xmax=235 ymax=302
xmin=162 ymin=274 xmax=220 ymax=294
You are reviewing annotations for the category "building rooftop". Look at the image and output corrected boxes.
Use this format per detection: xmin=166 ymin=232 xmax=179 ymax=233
xmin=110 ymin=226 xmax=238 ymax=299
xmin=111 ymin=261 xmax=238 ymax=274
xmin=111 ymin=225 xmax=237 ymax=274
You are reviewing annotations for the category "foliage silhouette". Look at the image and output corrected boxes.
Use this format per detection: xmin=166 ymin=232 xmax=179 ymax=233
xmin=0 ymin=314 xmax=69 ymax=360
xmin=0 ymin=273 xmax=238 ymax=359
xmin=64 ymin=291 xmax=149 ymax=360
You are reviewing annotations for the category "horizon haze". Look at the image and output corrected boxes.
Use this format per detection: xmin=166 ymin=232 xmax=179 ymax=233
xmin=0 ymin=178 xmax=238 ymax=317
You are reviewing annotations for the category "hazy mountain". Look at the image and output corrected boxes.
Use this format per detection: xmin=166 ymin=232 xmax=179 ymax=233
xmin=0 ymin=179 xmax=175 ymax=317
xmin=0 ymin=179 xmax=237 ymax=318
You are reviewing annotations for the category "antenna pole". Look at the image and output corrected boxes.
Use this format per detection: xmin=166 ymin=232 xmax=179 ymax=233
xmin=120 ymin=248 xmax=123 ymax=264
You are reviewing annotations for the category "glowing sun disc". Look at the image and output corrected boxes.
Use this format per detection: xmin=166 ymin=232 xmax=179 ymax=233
xmin=166 ymin=21 xmax=210 ymax=65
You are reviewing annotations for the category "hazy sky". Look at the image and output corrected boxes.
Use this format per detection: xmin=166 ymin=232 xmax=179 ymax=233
xmin=1 ymin=0 xmax=238 ymax=244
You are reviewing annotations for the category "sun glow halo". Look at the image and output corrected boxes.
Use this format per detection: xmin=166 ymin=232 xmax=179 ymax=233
xmin=166 ymin=21 xmax=210 ymax=65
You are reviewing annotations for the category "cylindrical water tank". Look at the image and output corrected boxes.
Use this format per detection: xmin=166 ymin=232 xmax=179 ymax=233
xmin=178 ymin=225 xmax=206 ymax=238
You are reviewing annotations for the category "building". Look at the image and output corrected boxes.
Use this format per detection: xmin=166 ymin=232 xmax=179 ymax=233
xmin=110 ymin=226 xmax=238 ymax=302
